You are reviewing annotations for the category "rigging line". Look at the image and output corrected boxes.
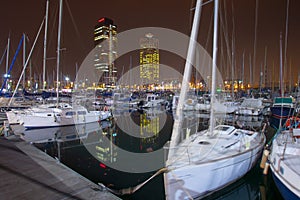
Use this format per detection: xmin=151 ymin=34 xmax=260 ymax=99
xmin=0 ymin=46 xmax=7 ymax=66
xmin=9 ymin=17 xmax=46 ymax=106
xmin=65 ymin=0 xmax=87 ymax=52
xmin=219 ymin=0 xmax=232 ymax=80
xmin=219 ymin=2 xmax=228 ymax=79
xmin=195 ymin=10 xmax=213 ymax=89
xmin=220 ymin=22 xmax=226 ymax=78
xmin=283 ymin=0 xmax=290 ymax=89
xmin=47 ymin=1 xmax=59 ymax=57
xmin=231 ymin=0 xmax=236 ymax=97
xmin=189 ymin=0 xmax=196 ymax=31
xmin=253 ymin=0 xmax=259 ymax=87
xmin=190 ymin=0 xmax=214 ymax=11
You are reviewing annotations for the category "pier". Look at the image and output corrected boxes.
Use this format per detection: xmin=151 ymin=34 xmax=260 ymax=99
xmin=0 ymin=135 xmax=120 ymax=200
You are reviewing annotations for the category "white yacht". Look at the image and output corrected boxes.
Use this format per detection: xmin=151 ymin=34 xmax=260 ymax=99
xmin=268 ymin=119 xmax=300 ymax=199
xmin=6 ymin=103 xmax=103 ymax=129
xmin=235 ymin=98 xmax=265 ymax=116
xmin=142 ymin=94 xmax=165 ymax=108
xmin=164 ymin=1 xmax=266 ymax=199
xmin=164 ymin=125 xmax=265 ymax=199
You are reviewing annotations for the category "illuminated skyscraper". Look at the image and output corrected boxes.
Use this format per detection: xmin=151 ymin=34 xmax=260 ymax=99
xmin=94 ymin=17 xmax=117 ymax=87
xmin=139 ymin=33 xmax=159 ymax=86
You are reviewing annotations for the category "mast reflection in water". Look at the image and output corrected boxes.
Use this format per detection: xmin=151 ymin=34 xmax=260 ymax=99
xmin=24 ymin=110 xmax=282 ymax=200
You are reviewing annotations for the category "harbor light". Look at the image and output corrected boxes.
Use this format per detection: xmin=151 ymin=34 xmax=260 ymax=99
xmin=3 ymin=74 xmax=10 ymax=78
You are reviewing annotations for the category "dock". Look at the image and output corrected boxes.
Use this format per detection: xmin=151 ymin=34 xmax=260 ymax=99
xmin=0 ymin=135 xmax=120 ymax=200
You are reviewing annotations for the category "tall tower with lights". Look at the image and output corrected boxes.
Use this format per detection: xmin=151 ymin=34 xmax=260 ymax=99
xmin=94 ymin=17 xmax=117 ymax=87
xmin=139 ymin=33 xmax=159 ymax=87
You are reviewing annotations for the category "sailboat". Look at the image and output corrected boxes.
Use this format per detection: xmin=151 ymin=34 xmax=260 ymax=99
xmin=268 ymin=119 xmax=300 ymax=200
xmin=163 ymin=1 xmax=266 ymax=199
xmin=6 ymin=0 xmax=103 ymax=130
xmin=269 ymin=33 xmax=295 ymax=129
xmin=267 ymin=2 xmax=300 ymax=197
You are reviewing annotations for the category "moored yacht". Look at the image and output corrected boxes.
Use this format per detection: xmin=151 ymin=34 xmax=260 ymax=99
xmin=163 ymin=0 xmax=266 ymax=199
xmin=6 ymin=103 xmax=103 ymax=129
xmin=268 ymin=119 xmax=300 ymax=200
xmin=235 ymin=98 xmax=265 ymax=116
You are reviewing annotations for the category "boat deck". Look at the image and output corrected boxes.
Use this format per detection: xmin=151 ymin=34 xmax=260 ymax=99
xmin=0 ymin=135 xmax=119 ymax=200
xmin=282 ymin=154 xmax=300 ymax=177
xmin=167 ymin=127 xmax=265 ymax=168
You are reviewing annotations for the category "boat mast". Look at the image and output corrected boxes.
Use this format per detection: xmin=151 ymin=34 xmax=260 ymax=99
xmin=43 ymin=0 xmax=49 ymax=90
xmin=280 ymin=33 xmax=284 ymax=97
xmin=168 ymin=0 xmax=202 ymax=159
xmin=0 ymin=36 xmax=24 ymax=94
xmin=253 ymin=0 xmax=258 ymax=90
xmin=9 ymin=19 xmax=45 ymax=106
xmin=283 ymin=0 xmax=290 ymax=94
xmin=231 ymin=3 xmax=235 ymax=100
xmin=241 ymin=51 xmax=245 ymax=91
xmin=5 ymin=35 xmax=10 ymax=90
xmin=263 ymin=46 xmax=267 ymax=89
xmin=209 ymin=0 xmax=219 ymax=134
xmin=249 ymin=53 xmax=252 ymax=91
xmin=22 ymin=33 xmax=26 ymax=89
xmin=297 ymin=72 xmax=300 ymax=97
xmin=56 ymin=0 xmax=63 ymax=107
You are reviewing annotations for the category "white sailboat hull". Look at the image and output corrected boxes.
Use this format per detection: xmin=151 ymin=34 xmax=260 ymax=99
xmin=6 ymin=105 xmax=103 ymax=129
xmin=164 ymin=144 xmax=263 ymax=200
xmin=236 ymin=108 xmax=262 ymax=116
xmin=164 ymin=125 xmax=265 ymax=200
xmin=20 ymin=112 xmax=100 ymax=129
xmin=269 ymin=129 xmax=300 ymax=199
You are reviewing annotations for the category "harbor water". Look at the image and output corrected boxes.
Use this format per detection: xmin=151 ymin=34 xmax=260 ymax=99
xmin=22 ymin=109 xmax=284 ymax=200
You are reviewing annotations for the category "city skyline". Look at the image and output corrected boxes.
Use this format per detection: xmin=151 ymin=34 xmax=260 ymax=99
xmin=0 ymin=0 xmax=299 ymax=88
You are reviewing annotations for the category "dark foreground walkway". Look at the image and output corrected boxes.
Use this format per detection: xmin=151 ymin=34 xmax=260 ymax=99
xmin=0 ymin=136 xmax=120 ymax=200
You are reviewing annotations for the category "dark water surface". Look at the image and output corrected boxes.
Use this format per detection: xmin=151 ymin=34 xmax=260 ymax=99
xmin=27 ymin=109 xmax=284 ymax=200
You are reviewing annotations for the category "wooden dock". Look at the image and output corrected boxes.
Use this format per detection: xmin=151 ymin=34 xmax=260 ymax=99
xmin=0 ymin=135 xmax=120 ymax=200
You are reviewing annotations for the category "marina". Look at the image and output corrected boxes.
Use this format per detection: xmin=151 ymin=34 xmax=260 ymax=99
xmin=0 ymin=0 xmax=300 ymax=199
xmin=0 ymin=110 xmax=291 ymax=200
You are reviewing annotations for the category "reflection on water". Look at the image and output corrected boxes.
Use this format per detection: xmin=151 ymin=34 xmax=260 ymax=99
xmin=26 ymin=110 xmax=282 ymax=200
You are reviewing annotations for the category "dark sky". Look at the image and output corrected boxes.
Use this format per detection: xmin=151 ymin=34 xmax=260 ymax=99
xmin=0 ymin=0 xmax=299 ymax=87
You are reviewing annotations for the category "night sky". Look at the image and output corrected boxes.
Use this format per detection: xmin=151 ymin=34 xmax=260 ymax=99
xmin=0 ymin=0 xmax=299 ymax=87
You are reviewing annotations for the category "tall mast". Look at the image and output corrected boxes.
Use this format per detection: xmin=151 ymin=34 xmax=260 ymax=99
xmin=209 ymin=0 xmax=219 ymax=134
xmin=75 ymin=62 xmax=78 ymax=90
xmin=22 ymin=33 xmax=26 ymax=89
xmin=231 ymin=1 xmax=235 ymax=100
xmin=263 ymin=46 xmax=267 ymax=88
xmin=43 ymin=0 xmax=49 ymax=90
xmin=259 ymin=62 xmax=262 ymax=95
xmin=5 ymin=35 xmax=10 ymax=90
xmin=231 ymin=34 xmax=234 ymax=99
xmin=168 ymin=0 xmax=203 ymax=160
xmin=280 ymin=33 xmax=284 ymax=97
xmin=241 ymin=51 xmax=245 ymax=89
xmin=56 ymin=0 xmax=63 ymax=106
xmin=283 ymin=0 xmax=290 ymax=93
xmin=9 ymin=20 xmax=45 ymax=106
xmin=297 ymin=72 xmax=300 ymax=96
xmin=253 ymin=0 xmax=258 ymax=88
xmin=249 ymin=53 xmax=252 ymax=90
